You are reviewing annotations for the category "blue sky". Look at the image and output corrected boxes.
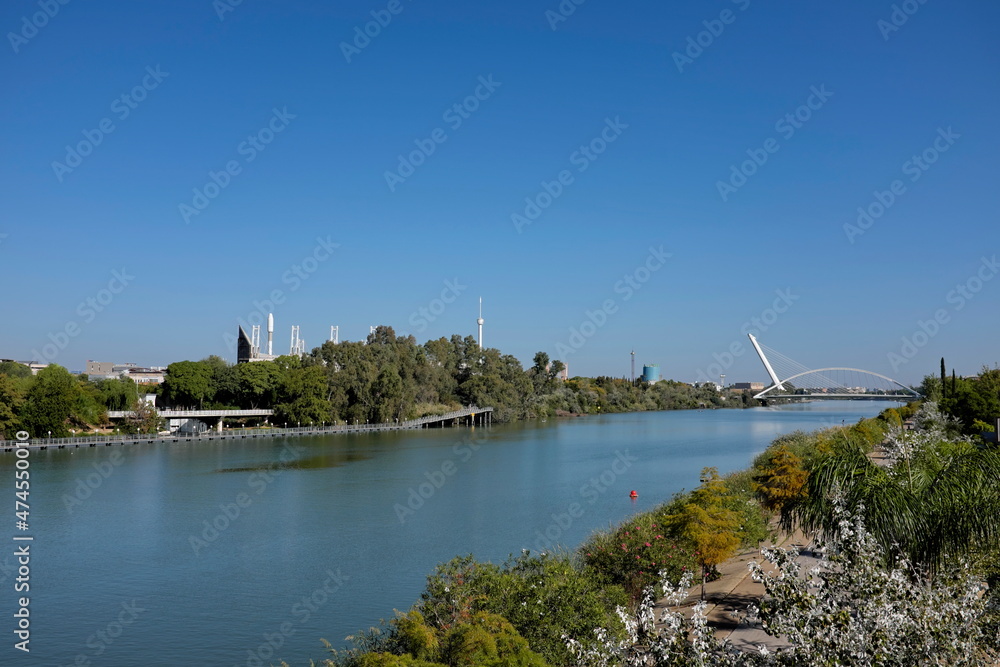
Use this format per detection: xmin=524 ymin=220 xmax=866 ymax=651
xmin=1 ymin=0 xmax=997 ymax=385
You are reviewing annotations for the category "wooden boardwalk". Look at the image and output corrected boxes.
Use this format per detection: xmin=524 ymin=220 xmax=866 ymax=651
xmin=0 ymin=406 xmax=492 ymax=452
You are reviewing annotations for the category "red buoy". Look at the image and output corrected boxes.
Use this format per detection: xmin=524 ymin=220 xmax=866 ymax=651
xmin=629 ymin=490 xmax=638 ymax=499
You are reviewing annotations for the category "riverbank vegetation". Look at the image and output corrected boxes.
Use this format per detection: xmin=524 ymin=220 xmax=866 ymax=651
xmin=0 ymin=327 xmax=738 ymax=439
xmin=309 ymin=386 xmax=1000 ymax=666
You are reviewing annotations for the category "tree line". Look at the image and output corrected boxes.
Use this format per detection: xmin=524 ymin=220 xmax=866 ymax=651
xmin=0 ymin=326 xmax=738 ymax=438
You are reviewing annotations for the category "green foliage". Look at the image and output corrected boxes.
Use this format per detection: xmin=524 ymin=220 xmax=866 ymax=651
xmin=235 ymin=360 xmax=280 ymax=408
xmin=797 ymin=432 xmax=1000 ymax=574
xmin=416 ymin=553 xmax=625 ymax=666
xmin=972 ymin=418 xmax=995 ymax=433
xmin=0 ymin=361 xmax=32 ymax=379
xmin=943 ymin=368 xmax=1000 ymax=434
xmin=120 ymin=398 xmax=164 ymax=434
xmin=878 ymin=407 xmax=903 ymax=429
xmin=161 ymin=360 xmax=214 ymax=408
xmin=752 ymin=445 xmax=808 ymax=515
xmin=71 ymin=377 xmax=107 ymax=428
xmin=665 ymin=468 xmax=742 ymax=598
xmin=721 ymin=470 xmax=773 ymax=548
xmin=0 ymin=374 xmax=25 ymax=438
xmin=20 ymin=364 xmax=78 ymax=437
xmin=752 ymin=430 xmax=824 ymax=472
xmin=96 ymin=376 xmax=139 ymax=411
xmin=581 ymin=510 xmax=697 ymax=600
xmin=275 ymin=364 xmax=330 ymax=426
xmin=355 ymin=654 xmax=445 ymax=667
xmin=351 ymin=611 xmax=549 ymax=667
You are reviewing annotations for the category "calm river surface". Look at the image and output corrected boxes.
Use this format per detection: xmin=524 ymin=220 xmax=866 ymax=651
xmin=0 ymin=401 xmax=894 ymax=666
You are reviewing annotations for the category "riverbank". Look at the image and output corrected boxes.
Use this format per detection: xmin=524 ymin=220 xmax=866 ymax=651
xmin=317 ymin=404 xmax=909 ymax=666
xmin=10 ymin=402 xmax=899 ymax=666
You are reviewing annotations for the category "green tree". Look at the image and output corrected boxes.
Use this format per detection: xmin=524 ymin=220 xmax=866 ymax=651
xmin=275 ymin=364 xmax=330 ymax=426
xmin=96 ymin=376 xmax=139 ymax=411
xmin=667 ymin=467 xmax=741 ymax=599
xmin=0 ymin=374 xmax=25 ymax=438
xmin=0 ymin=361 xmax=32 ymax=379
xmin=20 ymin=365 xmax=78 ymax=437
xmin=941 ymin=357 xmax=947 ymax=399
xmin=162 ymin=361 xmax=214 ymax=408
xmin=235 ymin=361 xmax=280 ymax=408
xmin=752 ymin=445 xmax=808 ymax=519
xmin=201 ymin=355 xmax=238 ymax=407
xmin=122 ymin=398 xmax=164 ymax=434
xmin=797 ymin=430 xmax=1000 ymax=575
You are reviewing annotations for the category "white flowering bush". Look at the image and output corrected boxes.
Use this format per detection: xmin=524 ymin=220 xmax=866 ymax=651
xmin=750 ymin=505 xmax=996 ymax=666
xmin=564 ymin=570 xmax=748 ymax=667
xmin=565 ymin=505 xmax=998 ymax=666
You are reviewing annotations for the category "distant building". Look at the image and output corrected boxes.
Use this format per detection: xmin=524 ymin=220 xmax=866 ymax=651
xmin=733 ymin=382 xmax=765 ymax=391
xmin=237 ymin=326 xmax=277 ymax=364
xmin=128 ymin=368 xmax=165 ymax=384
xmin=642 ymin=365 xmax=661 ymax=384
xmin=87 ymin=360 xmax=115 ymax=376
xmin=85 ymin=361 xmax=164 ymax=384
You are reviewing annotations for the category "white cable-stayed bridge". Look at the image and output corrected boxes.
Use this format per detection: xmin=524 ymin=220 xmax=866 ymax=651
xmin=747 ymin=334 xmax=921 ymax=401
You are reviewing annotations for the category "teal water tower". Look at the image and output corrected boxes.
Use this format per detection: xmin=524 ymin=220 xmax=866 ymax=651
xmin=642 ymin=364 xmax=660 ymax=383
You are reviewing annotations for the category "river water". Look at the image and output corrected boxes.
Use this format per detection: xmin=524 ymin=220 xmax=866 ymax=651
xmin=0 ymin=401 xmax=893 ymax=666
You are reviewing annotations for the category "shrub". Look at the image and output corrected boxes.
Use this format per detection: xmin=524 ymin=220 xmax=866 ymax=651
xmin=581 ymin=511 xmax=696 ymax=600
xmin=416 ymin=553 xmax=625 ymax=666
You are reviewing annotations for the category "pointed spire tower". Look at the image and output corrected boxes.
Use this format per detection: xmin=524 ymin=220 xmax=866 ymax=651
xmin=477 ymin=297 xmax=485 ymax=349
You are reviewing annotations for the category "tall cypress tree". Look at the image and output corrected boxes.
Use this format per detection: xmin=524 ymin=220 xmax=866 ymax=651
xmin=952 ymin=369 xmax=957 ymax=397
xmin=941 ymin=358 xmax=947 ymax=399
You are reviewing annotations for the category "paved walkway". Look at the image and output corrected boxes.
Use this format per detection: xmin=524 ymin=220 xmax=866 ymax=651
xmin=656 ymin=528 xmax=816 ymax=654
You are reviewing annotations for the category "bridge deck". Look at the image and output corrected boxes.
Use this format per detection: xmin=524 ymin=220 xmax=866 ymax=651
xmin=1 ymin=407 xmax=492 ymax=451
xmin=107 ymin=408 xmax=274 ymax=418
